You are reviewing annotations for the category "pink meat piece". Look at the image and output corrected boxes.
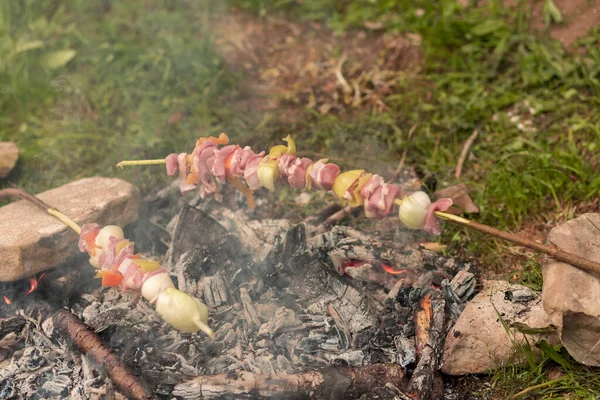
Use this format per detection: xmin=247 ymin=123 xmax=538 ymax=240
xmin=212 ymin=145 xmax=239 ymax=183
xmin=277 ymin=154 xmax=296 ymax=180
xmin=278 ymin=154 xmax=312 ymax=189
xmin=114 ymin=242 xmax=134 ymax=268
xmin=360 ymin=175 xmax=384 ymax=199
xmin=308 ymin=160 xmax=340 ymax=191
xmin=99 ymin=236 xmax=126 ymax=270
xmin=177 ymin=153 xmax=196 ymax=194
xmin=288 ymin=157 xmax=312 ymax=189
xmin=78 ymin=223 xmax=100 ymax=253
xmin=192 ymin=141 xmax=220 ymax=199
xmin=165 ymin=153 xmax=179 ymax=176
xmin=229 ymin=147 xmax=265 ymax=179
xmin=361 ymin=175 xmax=401 ymax=219
xmin=244 ymin=155 xmax=263 ymax=191
xmin=424 ymin=198 xmax=454 ymax=235
xmin=120 ymin=259 xmax=143 ymax=292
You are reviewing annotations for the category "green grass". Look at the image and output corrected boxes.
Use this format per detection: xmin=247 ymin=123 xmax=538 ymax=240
xmin=0 ymin=0 xmax=239 ymax=194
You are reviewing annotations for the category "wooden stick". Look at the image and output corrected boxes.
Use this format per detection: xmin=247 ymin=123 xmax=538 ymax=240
xmin=53 ymin=309 xmax=153 ymax=400
xmin=435 ymin=211 xmax=600 ymax=277
xmin=0 ymin=188 xmax=81 ymax=234
xmin=172 ymin=364 xmax=406 ymax=399
xmin=116 ymin=159 xmax=166 ymax=168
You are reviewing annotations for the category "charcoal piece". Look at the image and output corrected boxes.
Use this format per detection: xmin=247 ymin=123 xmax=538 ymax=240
xmin=297 ymin=333 xmax=331 ymax=354
xmin=202 ymin=272 xmax=230 ymax=308
xmin=393 ymin=335 xmax=416 ymax=368
xmin=37 ymin=374 xmax=71 ymax=398
xmin=442 ymin=279 xmax=464 ymax=323
xmin=17 ymin=347 xmax=46 ymax=372
xmin=288 ymin=258 xmax=378 ymax=333
xmin=174 ymin=233 xmax=252 ymax=296
xmin=330 ymin=350 xmax=365 ymax=367
xmin=0 ymin=379 xmax=15 ymax=399
xmin=282 ymin=223 xmax=307 ymax=263
xmin=0 ymin=317 xmax=25 ymax=340
xmin=165 ymin=205 xmax=229 ymax=269
xmin=449 ymin=268 xmax=476 ymax=302
xmin=504 ymin=287 xmax=534 ymax=303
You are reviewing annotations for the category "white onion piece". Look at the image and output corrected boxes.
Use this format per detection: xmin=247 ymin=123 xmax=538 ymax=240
xmin=94 ymin=225 xmax=124 ymax=250
xmin=155 ymin=288 xmax=215 ymax=338
xmin=398 ymin=191 xmax=431 ymax=229
xmin=141 ymin=273 xmax=175 ymax=303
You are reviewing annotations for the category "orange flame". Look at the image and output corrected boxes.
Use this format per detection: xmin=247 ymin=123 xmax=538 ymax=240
xmin=381 ymin=263 xmax=405 ymax=275
xmin=3 ymin=296 xmax=11 ymax=305
xmin=26 ymin=272 xmax=47 ymax=296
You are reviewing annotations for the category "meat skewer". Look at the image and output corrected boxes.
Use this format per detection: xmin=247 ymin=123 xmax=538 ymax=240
xmin=115 ymin=134 xmax=600 ymax=277
xmin=0 ymin=188 xmax=215 ymax=339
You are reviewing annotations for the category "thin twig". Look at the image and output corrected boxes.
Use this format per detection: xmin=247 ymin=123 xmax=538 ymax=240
xmin=455 ymin=129 xmax=479 ymax=179
xmin=435 ymin=211 xmax=600 ymax=277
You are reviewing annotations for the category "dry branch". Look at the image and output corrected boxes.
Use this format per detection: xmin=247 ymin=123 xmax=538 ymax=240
xmin=53 ymin=309 xmax=152 ymax=400
xmin=173 ymin=364 xmax=406 ymax=399
xmin=455 ymin=129 xmax=479 ymax=178
xmin=408 ymin=291 xmax=446 ymax=400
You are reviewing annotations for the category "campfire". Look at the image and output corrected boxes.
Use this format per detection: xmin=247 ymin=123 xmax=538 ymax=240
xmin=1 ymin=134 xmax=598 ymax=399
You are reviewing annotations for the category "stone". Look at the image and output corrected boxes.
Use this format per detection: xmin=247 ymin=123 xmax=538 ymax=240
xmin=0 ymin=177 xmax=140 ymax=282
xmin=0 ymin=142 xmax=19 ymax=178
xmin=441 ymin=280 xmax=559 ymax=375
xmin=543 ymin=213 xmax=600 ymax=366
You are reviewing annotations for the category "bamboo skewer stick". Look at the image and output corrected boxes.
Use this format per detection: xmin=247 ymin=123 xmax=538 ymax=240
xmin=434 ymin=211 xmax=600 ymax=277
xmin=113 ymin=157 xmax=600 ymax=277
xmin=0 ymin=188 xmax=81 ymax=234
xmin=116 ymin=159 xmax=166 ymax=168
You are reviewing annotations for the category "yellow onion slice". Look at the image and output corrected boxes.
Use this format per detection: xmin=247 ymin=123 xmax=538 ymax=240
xmin=348 ymin=173 xmax=372 ymax=208
xmin=257 ymin=157 xmax=279 ymax=191
xmin=268 ymin=134 xmax=296 ymax=159
xmin=132 ymin=258 xmax=161 ymax=274
xmin=332 ymin=170 xmax=364 ymax=205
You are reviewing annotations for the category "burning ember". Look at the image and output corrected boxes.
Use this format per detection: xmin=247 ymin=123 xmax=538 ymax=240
xmin=3 ymin=295 xmax=10 ymax=304
xmin=381 ymin=263 xmax=405 ymax=275
xmin=26 ymin=272 xmax=46 ymax=296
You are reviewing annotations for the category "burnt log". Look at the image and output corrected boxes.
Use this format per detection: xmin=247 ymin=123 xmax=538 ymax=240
xmin=407 ymin=290 xmax=447 ymax=400
xmin=172 ymin=364 xmax=406 ymax=399
xmin=53 ymin=309 xmax=153 ymax=400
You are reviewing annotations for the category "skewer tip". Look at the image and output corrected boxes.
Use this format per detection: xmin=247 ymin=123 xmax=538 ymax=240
xmin=115 ymin=159 xmax=167 ymax=168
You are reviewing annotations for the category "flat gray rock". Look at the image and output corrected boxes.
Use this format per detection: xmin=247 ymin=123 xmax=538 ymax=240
xmin=0 ymin=142 xmax=19 ymax=178
xmin=543 ymin=213 xmax=600 ymax=366
xmin=0 ymin=177 xmax=140 ymax=282
xmin=442 ymin=280 xmax=558 ymax=375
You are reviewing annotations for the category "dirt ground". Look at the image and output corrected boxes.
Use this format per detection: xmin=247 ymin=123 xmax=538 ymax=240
xmin=211 ymin=12 xmax=422 ymax=118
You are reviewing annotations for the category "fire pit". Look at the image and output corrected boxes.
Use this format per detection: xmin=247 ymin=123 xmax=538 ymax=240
xmin=0 ymin=176 xmax=477 ymax=400
xmin=2 ymin=134 xmax=597 ymax=400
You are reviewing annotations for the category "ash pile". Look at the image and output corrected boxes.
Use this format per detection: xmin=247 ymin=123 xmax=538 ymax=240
xmin=0 ymin=186 xmax=476 ymax=400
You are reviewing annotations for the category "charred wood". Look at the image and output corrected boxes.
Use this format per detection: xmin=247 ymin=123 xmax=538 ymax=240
xmin=407 ymin=291 xmax=447 ymax=400
xmin=53 ymin=309 xmax=153 ymax=400
xmin=173 ymin=364 xmax=406 ymax=399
